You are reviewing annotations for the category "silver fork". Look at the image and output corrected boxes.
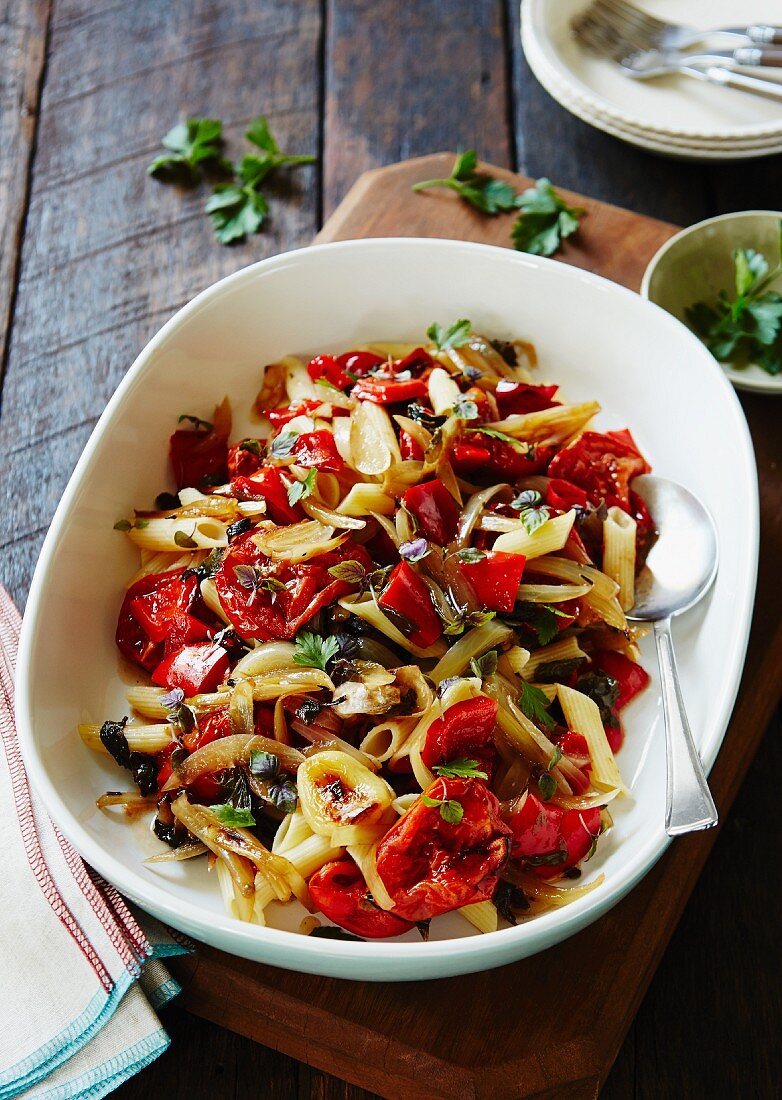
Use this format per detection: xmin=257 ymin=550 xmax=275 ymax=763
xmin=572 ymin=0 xmax=782 ymax=60
xmin=618 ymin=48 xmax=782 ymax=102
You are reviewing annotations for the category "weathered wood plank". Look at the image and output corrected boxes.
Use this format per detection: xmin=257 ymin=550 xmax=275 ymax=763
xmin=0 ymin=0 xmax=322 ymax=605
xmin=323 ymin=0 xmax=513 ymax=217
xmin=0 ymin=0 xmax=51 ymax=377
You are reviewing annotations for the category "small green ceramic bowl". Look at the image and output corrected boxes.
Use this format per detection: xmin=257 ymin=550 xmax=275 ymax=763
xmin=641 ymin=210 xmax=782 ymax=394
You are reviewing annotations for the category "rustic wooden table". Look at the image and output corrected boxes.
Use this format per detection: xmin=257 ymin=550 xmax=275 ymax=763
xmin=2 ymin=2 xmax=780 ymax=1097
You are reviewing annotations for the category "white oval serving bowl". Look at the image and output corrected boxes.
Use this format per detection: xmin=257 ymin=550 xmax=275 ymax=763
xmin=15 ymin=238 xmax=758 ymax=981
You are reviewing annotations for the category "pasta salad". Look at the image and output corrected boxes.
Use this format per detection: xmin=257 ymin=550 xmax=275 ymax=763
xmin=83 ymin=320 xmax=653 ymax=940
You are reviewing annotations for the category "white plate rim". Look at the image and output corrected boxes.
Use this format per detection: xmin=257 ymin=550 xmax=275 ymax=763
xmin=523 ymin=27 xmax=782 ymax=161
xmin=523 ymin=0 xmax=782 ymax=143
xmin=14 ymin=238 xmax=760 ymax=978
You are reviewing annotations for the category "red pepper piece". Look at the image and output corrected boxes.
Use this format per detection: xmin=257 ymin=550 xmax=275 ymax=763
xmin=459 ymin=550 xmax=526 ymax=612
xmin=254 ymin=704 xmax=276 ymax=738
xmin=401 ymin=478 xmax=460 ymax=546
xmin=156 ymin=744 xmax=223 ymax=801
xmin=266 ymin=400 xmax=322 ymax=428
xmin=495 ymin=381 xmax=559 ymax=418
xmin=227 ymin=441 xmax=265 ymax=478
xmin=336 ymin=350 xmax=385 ymax=377
xmin=307 ymin=354 xmax=352 ymax=391
xmin=545 ymin=478 xmax=588 ymax=513
xmin=591 ymin=649 xmax=650 ymax=709
xmin=507 ymin=791 xmax=601 ymax=878
xmin=420 ymin=696 xmax=498 ymax=774
xmin=378 ymin=561 xmax=442 ymax=648
xmin=294 ymin=430 xmax=344 ymax=472
xmin=161 ymin=612 xmax=211 ymax=656
xmin=308 ymin=857 xmax=415 ymax=939
xmin=169 ymin=419 xmax=229 ymax=491
xmin=231 ymin=467 xmax=303 ymax=526
xmin=450 ymin=442 xmax=491 ymax=474
xmin=395 ymin=347 xmax=437 ymax=375
xmin=375 ymin=777 xmax=512 ymax=921
xmin=452 ymin=434 xmax=555 ymax=482
xmin=152 ymin=641 xmax=230 ymax=696
xmin=351 ymin=377 xmax=429 ymax=404
xmin=399 ymin=430 xmax=425 ymax=461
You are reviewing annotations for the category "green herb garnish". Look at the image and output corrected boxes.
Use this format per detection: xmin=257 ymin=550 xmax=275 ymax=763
xmin=327 ymin=560 xmax=368 ymax=585
xmin=512 ymin=178 xmax=584 ymax=258
xmin=412 ymin=150 xmax=519 ymax=215
xmin=293 ymin=630 xmax=340 ymax=672
xmin=287 ymin=468 xmax=317 ymax=507
xmin=432 ymin=758 xmax=489 ymax=780
xmin=469 ymin=650 xmax=498 ymax=680
xmin=427 ymin=318 xmax=472 ymax=352
xmin=518 ymin=680 xmax=556 ymax=730
xmin=686 ymin=227 xmax=782 ymax=376
xmin=510 ymin=489 xmax=550 ymax=534
xmin=421 ymin=794 xmax=465 ymax=823
xmin=147 ymin=118 xmax=231 ymax=182
xmin=208 ymin=804 xmax=256 ymax=828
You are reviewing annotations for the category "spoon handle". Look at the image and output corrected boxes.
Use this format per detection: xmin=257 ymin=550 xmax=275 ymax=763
xmin=654 ymin=617 xmax=719 ymax=836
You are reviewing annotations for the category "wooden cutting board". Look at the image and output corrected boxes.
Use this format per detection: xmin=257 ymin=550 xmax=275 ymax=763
xmin=169 ymin=155 xmax=782 ymax=1100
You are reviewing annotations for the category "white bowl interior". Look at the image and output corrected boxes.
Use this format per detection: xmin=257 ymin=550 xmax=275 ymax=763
xmin=16 ymin=239 xmax=757 ymax=980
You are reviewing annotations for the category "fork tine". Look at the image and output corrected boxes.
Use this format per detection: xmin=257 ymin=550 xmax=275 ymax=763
xmin=571 ymin=0 xmax=663 ymax=60
xmin=597 ymin=0 xmax=666 ymax=37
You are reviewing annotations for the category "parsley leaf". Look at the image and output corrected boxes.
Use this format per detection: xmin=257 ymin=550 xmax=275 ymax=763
xmin=427 ymin=318 xmax=473 ymax=351
xmin=205 ymin=181 xmax=269 ymax=244
xmin=245 ymin=115 xmax=317 ymax=173
xmin=148 ymin=118 xmax=231 ymax=182
xmin=287 ymin=468 xmax=317 ymax=506
xmin=293 ymin=630 xmax=340 ymax=672
xmin=518 ymin=680 xmax=556 ymax=730
xmin=421 ymin=794 xmax=465 ymax=823
xmin=685 ymin=225 xmax=782 ymax=377
xmin=208 ymin=804 xmax=256 ymax=828
xmin=412 ymin=150 xmax=519 ymax=215
xmin=432 ymin=758 xmax=489 ymax=780
xmin=512 ymin=178 xmax=584 ymax=258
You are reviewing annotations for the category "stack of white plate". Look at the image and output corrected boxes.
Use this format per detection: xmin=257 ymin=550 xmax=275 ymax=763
xmin=522 ymin=0 xmax=782 ymax=161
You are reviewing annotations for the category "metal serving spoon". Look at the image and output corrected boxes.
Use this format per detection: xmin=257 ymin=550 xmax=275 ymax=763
xmin=628 ymin=475 xmax=719 ymax=836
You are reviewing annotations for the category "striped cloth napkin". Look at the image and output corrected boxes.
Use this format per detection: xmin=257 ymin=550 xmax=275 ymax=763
xmin=0 ymin=587 xmax=191 ymax=1099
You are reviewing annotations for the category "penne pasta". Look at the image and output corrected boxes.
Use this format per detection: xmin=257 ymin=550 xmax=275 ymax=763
xmin=557 ymin=684 xmax=628 ymax=795
xmin=603 ymin=506 xmax=637 ymax=612
xmin=492 ymin=510 xmax=576 ymax=558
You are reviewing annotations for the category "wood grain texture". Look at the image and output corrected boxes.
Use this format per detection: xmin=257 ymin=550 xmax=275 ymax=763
xmin=160 ymin=156 xmax=782 ymax=1100
xmin=323 ymin=0 xmax=514 ymax=217
xmin=0 ymin=0 xmax=321 ymax=607
xmin=0 ymin=0 xmax=51 ymax=378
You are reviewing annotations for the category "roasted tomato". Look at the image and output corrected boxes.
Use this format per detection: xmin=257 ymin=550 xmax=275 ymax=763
xmin=546 ymin=430 xmax=650 ymax=511
xmin=420 ymin=696 xmax=498 ymax=775
xmin=181 ymin=706 xmax=233 ymax=753
xmin=590 ymin=649 xmax=651 ymax=709
xmin=451 ymin=435 xmax=555 ymax=482
xmin=308 ymin=857 xmax=415 ymax=939
xmin=351 ymin=377 xmax=429 ymax=404
xmin=507 ymin=791 xmax=601 ymax=879
xmin=335 ymin=350 xmax=385 ymax=377
xmin=307 ymin=354 xmax=352 ymax=391
xmin=214 ymin=531 xmax=371 ymax=641
xmin=375 ymin=777 xmax=512 ymax=921
xmin=294 ymin=430 xmax=344 ymax=472
xmin=266 ymin=399 xmax=322 ymax=429
xmin=116 ymin=570 xmax=202 ymax=671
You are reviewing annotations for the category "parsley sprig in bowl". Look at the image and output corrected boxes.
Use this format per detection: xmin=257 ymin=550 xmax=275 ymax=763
xmin=642 ymin=210 xmax=782 ymax=395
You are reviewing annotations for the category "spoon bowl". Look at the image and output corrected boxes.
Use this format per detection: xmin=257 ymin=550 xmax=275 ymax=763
xmin=629 ymin=475 xmax=719 ymax=622
xmin=628 ymin=475 xmax=720 ymax=836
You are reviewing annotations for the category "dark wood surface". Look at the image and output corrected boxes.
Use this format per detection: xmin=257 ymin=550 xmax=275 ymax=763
xmin=0 ymin=1 xmax=779 ymax=1096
